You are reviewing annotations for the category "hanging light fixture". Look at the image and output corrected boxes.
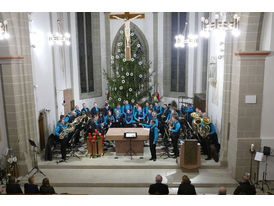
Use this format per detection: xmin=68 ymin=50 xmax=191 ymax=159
xmin=200 ymin=13 xmax=240 ymax=38
xmin=49 ymin=19 xmax=71 ymax=46
xmin=174 ymin=22 xmax=198 ymax=48
xmin=0 ymin=20 xmax=10 ymax=40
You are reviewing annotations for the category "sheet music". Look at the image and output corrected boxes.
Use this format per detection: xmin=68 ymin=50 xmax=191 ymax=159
xmin=254 ymin=152 xmax=264 ymax=162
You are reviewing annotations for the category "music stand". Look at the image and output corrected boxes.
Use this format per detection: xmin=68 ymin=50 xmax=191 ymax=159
xmin=27 ymin=139 xmax=46 ymax=177
xmin=124 ymin=132 xmax=137 ymax=160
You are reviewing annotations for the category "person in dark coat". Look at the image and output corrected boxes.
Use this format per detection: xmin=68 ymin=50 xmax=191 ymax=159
xmin=177 ymin=175 xmax=196 ymax=195
xmin=24 ymin=176 xmax=39 ymax=194
xmin=148 ymin=175 xmax=169 ymax=195
xmin=233 ymin=176 xmax=256 ymax=195
xmin=40 ymin=178 xmax=56 ymax=194
xmin=6 ymin=176 xmax=23 ymax=195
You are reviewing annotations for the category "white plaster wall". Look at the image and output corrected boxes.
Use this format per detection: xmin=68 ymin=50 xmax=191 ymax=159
xmin=206 ymin=13 xmax=225 ymax=136
xmin=0 ymin=72 xmax=8 ymax=156
xmin=29 ymin=12 xmax=57 ymax=141
xmin=30 ymin=12 xmax=74 ymax=139
xmin=259 ymin=12 xmax=274 ymax=180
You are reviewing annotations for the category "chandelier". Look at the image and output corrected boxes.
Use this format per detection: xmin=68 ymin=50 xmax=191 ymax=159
xmin=174 ymin=22 xmax=198 ymax=48
xmin=0 ymin=20 xmax=10 ymax=40
xmin=200 ymin=13 xmax=240 ymax=38
xmin=49 ymin=19 xmax=70 ymax=46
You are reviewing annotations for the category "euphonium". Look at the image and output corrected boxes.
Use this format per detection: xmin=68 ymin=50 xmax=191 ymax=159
xmin=59 ymin=126 xmax=75 ymax=140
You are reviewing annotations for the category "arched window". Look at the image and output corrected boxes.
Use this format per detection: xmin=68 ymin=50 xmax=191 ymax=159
xmin=112 ymin=22 xmax=149 ymax=66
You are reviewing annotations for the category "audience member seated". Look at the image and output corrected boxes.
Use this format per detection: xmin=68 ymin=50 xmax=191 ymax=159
xmin=148 ymin=175 xmax=169 ymax=195
xmin=177 ymin=175 xmax=196 ymax=195
xmin=40 ymin=178 xmax=56 ymax=194
xmin=6 ymin=176 xmax=23 ymax=195
xmin=24 ymin=176 xmax=39 ymax=194
xmin=233 ymin=176 xmax=256 ymax=195
xmin=218 ymin=186 xmax=227 ymax=195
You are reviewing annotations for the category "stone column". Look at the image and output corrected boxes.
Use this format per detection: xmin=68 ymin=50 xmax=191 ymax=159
xmin=0 ymin=12 xmax=37 ymax=174
xmin=227 ymin=51 xmax=269 ymax=180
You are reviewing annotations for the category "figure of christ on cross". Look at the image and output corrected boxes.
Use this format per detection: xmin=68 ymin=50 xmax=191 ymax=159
xmin=109 ymin=12 xmax=145 ymax=61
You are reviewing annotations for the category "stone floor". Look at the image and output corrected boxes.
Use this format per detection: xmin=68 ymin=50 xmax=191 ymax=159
xmin=10 ymin=145 xmax=242 ymax=195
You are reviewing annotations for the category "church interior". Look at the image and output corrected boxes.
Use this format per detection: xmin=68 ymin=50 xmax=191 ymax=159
xmin=0 ymin=9 xmax=274 ymax=196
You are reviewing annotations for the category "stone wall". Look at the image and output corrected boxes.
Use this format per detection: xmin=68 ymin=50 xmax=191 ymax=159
xmin=0 ymin=12 xmax=37 ymax=174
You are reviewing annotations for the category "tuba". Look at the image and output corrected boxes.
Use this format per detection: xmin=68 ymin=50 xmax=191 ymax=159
xmin=199 ymin=117 xmax=211 ymax=139
xmin=192 ymin=117 xmax=202 ymax=134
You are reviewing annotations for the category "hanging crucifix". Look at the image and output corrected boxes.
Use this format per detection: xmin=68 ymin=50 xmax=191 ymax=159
xmin=109 ymin=12 xmax=145 ymax=61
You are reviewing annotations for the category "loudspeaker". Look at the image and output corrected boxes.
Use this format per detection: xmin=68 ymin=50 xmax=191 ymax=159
xmin=263 ymin=146 xmax=271 ymax=156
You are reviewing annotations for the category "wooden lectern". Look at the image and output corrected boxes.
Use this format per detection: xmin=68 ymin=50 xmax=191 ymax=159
xmin=177 ymin=139 xmax=201 ymax=172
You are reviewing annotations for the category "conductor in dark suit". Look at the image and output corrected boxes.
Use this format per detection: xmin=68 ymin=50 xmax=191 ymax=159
xmin=6 ymin=176 xmax=23 ymax=195
xmin=24 ymin=176 xmax=39 ymax=194
xmin=148 ymin=175 xmax=169 ymax=195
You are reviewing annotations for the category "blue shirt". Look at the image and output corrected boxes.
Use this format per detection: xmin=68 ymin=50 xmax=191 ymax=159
xmin=125 ymin=112 xmax=134 ymax=124
xmin=151 ymin=116 xmax=159 ymax=127
xmin=180 ymin=107 xmax=187 ymax=115
xmin=114 ymin=107 xmax=122 ymax=117
xmin=209 ymin=123 xmax=216 ymax=135
xmin=143 ymin=106 xmax=150 ymax=115
xmin=142 ymin=124 xmax=158 ymax=143
xmin=122 ymin=104 xmax=132 ymax=115
xmin=134 ymin=110 xmax=145 ymax=121
xmin=54 ymin=124 xmax=67 ymax=137
xmin=91 ymin=107 xmax=99 ymax=116
xmin=104 ymin=115 xmax=115 ymax=125
xmin=170 ymin=121 xmax=181 ymax=133
xmin=188 ymin=107 xmax=194 ymax=114
xmin=75 ymin=109 xmax=81 ymax=117
xmin=166 ymin=111 xmax=179 ymax=122
xmin=146 ymin=112 xmax=153 ymax=123
xmin=81 ymin=108 xmax=89 ymax=115
xmin=153 ymin=106 xmax=162 ymax=115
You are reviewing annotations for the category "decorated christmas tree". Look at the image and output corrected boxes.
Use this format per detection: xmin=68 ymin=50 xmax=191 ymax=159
xmin=105 ymin=28 xmax=153 ymax=108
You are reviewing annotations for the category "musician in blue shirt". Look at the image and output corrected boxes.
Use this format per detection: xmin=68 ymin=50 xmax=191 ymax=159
xmin=205 ymin=122 xmax=220 ymax=162
xmin=145 ymin=108 xmax=153 ymax=124
xmin=56 ymin=115 xmax=65 ymax=127
xmin=113 ymin=109 xmax=123 ymax=127
xmin=161 ymin=104 xmax=170 ymax=121
xmin=151 ymin=112 xmax=159 ymax=127
xmin=81 ymin=103 xmax=89 ymax=115
xmin=103 ymin=103 xmax=111 ymax=117
xmin=98 ymin=112 xmax=105 ymax=129
xmin=54 ymin=119 xmax=68 ymax=161
xmin=122 ymin=100 xmax=132 ymax=115
xmin=114 ymin=104 xmax=122 ymax=118
xmin=143 ymin=102 xmax=150 ymax=115
xmin=180 ymin=104 xmax=188 ymax=116
xmin=166 ymin=109 xmax=179 ymax=123
xmin=91 ymin=102 xmax=99 ymax=117
xmin=75 ymin=105 xmax=81 ymax=117
xmin=134 ymin=106 xmax=145 ymax=124
xmin=133 ymin=103 xmax=139 ymax=115
xmin=64 ymin=111 xmax=76 ymax=124
xmin=104 ymin=110 xmax=115 ymax=128
xmin=124 ymin=109 xmax=135 ymax=127
xmin=169 ymin=115 xmax=181 ymax=158
xmin=93 ymin=115 xmax=103 ymax=132
xmin=153 ymin=102 xmax=162 ymax=116
xmin=142 ymin=120 xmax=158 ymax=161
